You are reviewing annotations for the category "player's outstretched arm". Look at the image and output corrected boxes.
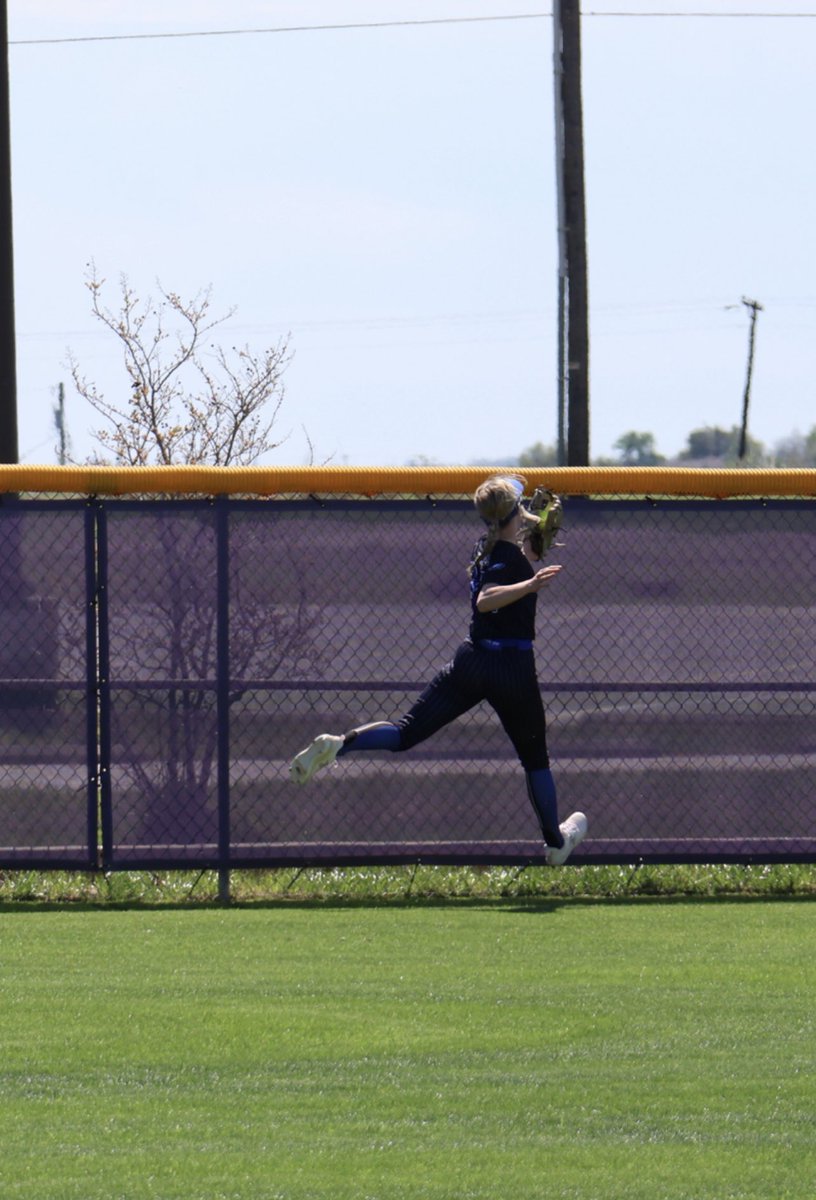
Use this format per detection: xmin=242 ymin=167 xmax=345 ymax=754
xmin=476 ymin=564 xmax=562 ymax=613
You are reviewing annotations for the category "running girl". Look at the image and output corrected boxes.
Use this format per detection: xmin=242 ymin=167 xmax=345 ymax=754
xmin=289 ymin=475 xmax=587 ymax=865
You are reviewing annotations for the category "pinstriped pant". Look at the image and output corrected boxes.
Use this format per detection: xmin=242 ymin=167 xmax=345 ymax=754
xmin=395 ymin=640 xmax=550 ymax=771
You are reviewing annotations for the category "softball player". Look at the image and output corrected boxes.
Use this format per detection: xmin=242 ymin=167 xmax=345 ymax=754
xmin=289 ymin=475 xmax=587 ymax=865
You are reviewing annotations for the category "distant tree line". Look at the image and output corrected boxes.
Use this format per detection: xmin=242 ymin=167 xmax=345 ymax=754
xmin=515 ymin=425 xmax=816 ymax=469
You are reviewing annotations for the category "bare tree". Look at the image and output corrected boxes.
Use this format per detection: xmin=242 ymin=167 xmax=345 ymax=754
xmin=66 ymin=267 xmax=322 ymax=845
xmin=68 ymin=266 xmax=292 ymax=466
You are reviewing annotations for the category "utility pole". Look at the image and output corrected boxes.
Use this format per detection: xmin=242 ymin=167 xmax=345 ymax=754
xmin=738 ymin=296 xmax=763 ymax=461
xmin=553 ymin=0 xmax=590 ymax=466
xmin=0 ymin=0 xmax=17 ymax=463
xmin=553 ymin=2 xmax=568 ymax=467
xmin=54 ymin=382 xmax=70 ymax=464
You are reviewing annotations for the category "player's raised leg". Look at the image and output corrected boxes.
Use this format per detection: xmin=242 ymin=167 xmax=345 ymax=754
xmin=288 ymin=733 xmax=345 ymax=784
xmin=289 ymin=722 xmax=402 ymax=784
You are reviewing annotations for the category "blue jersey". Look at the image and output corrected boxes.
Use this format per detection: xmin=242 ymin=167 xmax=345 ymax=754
xmin=469 ymin=538 xmax=537 ymax=642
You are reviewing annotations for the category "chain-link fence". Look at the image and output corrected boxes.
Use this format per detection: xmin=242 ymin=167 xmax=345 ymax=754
xmin=1 ymin=492 xmax=814 ymax=871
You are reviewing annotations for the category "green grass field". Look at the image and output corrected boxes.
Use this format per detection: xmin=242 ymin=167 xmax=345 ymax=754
xmin=1 ymin=896 xmax=814 ymax=1200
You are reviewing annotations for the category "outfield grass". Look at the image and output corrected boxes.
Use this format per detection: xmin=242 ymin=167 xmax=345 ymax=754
xmin=1 ymin=896 xmax=814 ymax=1199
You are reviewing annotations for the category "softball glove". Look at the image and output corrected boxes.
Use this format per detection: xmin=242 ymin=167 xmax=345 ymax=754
xmin=526 ymin=487 xmax=563 ymax=559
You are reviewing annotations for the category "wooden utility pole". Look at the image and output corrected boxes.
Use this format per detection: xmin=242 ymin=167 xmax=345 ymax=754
xmin=0 ymin=0 xmax=17 ymax=463
xmin=553 ymin=3 xmax=568 ymax=466
xmin=738 ymin=297 xmax=763 ymax=461
xmin=55 ymin=382 xmax=70 ymax=464
xmin=553 ymin=0 xmax=590 ymax=466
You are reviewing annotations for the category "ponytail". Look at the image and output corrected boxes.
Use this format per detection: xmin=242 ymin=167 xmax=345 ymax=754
xmin=468 ymin=474 xmax=527 ymax=581
xmin=468 ymin=524 xmax=499 ymax=583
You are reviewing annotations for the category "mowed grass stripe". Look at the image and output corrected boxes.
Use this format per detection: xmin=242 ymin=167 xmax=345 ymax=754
xmin=1 ymin=900 xmax=814 ymax=1199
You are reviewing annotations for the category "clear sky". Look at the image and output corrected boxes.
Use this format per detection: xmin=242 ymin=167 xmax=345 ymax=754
xmin=8 ymin=0 xmax=816 ymax=467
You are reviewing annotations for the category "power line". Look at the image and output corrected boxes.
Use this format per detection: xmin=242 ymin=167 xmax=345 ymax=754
xmin=591 ymin=9 xmax=816 ymax=14
xmin=10 ymin=10 xmax=816 ymax=47
xmin=11 ymin=14 xmax=543 ymax=46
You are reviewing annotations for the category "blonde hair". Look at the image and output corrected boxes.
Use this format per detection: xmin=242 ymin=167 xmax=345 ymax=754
xmin=473 ymin=475 xmax=525 ymax=524
xmin=469 ymin=475 xmax=527 ymax=579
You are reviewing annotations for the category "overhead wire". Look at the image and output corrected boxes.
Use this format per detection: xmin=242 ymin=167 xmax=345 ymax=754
xmin=10 ymin=9 xmax=816 ymax=47
xmin=10 ymin=14 xmax=543 ymax=46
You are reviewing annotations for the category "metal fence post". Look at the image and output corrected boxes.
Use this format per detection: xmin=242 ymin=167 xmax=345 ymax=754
xmin=215 ymin=495 xmax=231 ymax=902
xmin=84 ymin=500 xmax=99 ymax=866
xmin=95 ymin=501 xmax=113 ymax=869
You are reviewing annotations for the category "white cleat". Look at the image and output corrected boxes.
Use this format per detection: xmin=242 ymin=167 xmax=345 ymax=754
xmin=289 ymin=733 xmax=344 ymax=785
xmin=547 ymin=811 xmax=588 ymax=866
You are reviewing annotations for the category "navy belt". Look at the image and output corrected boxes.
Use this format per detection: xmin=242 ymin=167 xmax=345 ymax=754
xmin=476 ymin=638 xmax=533 ymax=652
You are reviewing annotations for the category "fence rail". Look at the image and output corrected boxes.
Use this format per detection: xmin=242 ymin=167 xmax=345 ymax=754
xmin=1 ymin=476 xmax=815 ymax=881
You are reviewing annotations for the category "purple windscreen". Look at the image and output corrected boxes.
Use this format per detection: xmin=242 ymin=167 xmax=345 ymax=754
xmin=0 ymin=506 xmax=92 ymax=866
xmin=3 ymin=497 xmax=815 ymax=869
xmin=104 ymin=506 xmax=221 ymax=861
xmin=222 ymin=499 xmax=816 ymax=866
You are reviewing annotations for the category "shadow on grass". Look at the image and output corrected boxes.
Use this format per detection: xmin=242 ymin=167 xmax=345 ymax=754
xmin=2 ymin=892 xmax=816 ymax=916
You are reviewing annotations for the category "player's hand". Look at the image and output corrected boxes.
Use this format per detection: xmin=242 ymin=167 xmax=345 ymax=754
xmin=529 ymin=563 xmax=562 ymax=592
